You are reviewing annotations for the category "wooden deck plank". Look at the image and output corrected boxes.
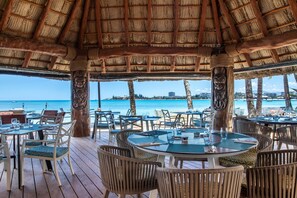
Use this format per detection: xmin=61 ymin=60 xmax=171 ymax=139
xmin=31 ymin=160 xmax=50 ymax=198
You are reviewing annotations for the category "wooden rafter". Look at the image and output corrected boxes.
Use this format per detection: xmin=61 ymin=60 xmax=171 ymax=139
xmin=171 ymin=0 xmax=180 ymax=72
xmin=195 ymin=0 xmax=208 ymax=72
xmin=250 ymin=0 xmax=280 ymax=63
xmin=58 ymin=0 xmax=82 ymax=44
xmin=147 ymin=56 xmax=152 ymax=73
xmin=126 ymin=56 xmax=131 ymax=73
xmin=124 ymin=0 xmax=130 ymax=72
xmin=124 ymin=0 xmax=130 ymax=46
xmin=198 ymin=0 xmax=208 ymax=46
xmin=288 ymin=0 xmax=297 ymax=23
xmin=218 ymin=0 xmax=240 ymax=41
xmin=211 ymin=0 xmax=222 ymax=45
xmin=147 ymin=0 xmax=152 ymax=46
xmin=147 ymin=0 xmax=152 ymax=74
xmin=173 ymin=0 xmax=180 ymax=46
xmin=218 ymin=0 xmax=252 ymax=67
xmin=101 ymin=59 xmax=106 ymax=74
xmin=170 ymin=56 xmax=176 ymax=72
xmin=78 ymin=0 xmax=90 ymax=49
xmin=0 ymin=0 xmax=14 ymax=32
xmin=95 ymin=0 xmax=103 ymax=49
xmin=48 ymin=0 xmax=82 ymax=70
xmin=22 ymin=0 xmax=54 ymax=68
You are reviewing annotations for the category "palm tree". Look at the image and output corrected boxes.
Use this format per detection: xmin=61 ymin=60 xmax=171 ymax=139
xmin=283 ymin=74 xmax=293 ymax=111
xmin=183 ymin=80 xmax=193 ymax=109
xmin=245 ymin=79 xmax=256 ymax=117
xmin=256 ymin=78 xmax=263 ymax=116
xmin=128 ymin=80 xmax=136 ymax=115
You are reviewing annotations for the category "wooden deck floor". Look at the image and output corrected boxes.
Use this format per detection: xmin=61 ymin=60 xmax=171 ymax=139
xmin=0 ymin=131 xmax=204 ymax=198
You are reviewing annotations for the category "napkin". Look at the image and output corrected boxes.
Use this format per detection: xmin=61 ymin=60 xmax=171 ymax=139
xmin=233 ymin=138 xmax=257 ymax=144
xmin=138 ymin=142 xmax=164 ymax=147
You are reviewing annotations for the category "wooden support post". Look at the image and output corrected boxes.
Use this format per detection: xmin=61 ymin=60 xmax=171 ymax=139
xmin=210 ymin=54 xmax=234 ymax=131
xmin=71 ymin=59 xmax=90 ymax=137
xmin=97 ymin=81 xmax=101 ymax=108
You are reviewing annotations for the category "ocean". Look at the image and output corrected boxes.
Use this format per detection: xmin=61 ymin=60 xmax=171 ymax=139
xmin=0 ymin=99 xmax=296 ymax=119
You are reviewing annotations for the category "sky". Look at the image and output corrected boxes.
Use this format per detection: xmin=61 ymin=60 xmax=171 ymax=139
xmin=0 ymin=74 xmax=296 ymax=100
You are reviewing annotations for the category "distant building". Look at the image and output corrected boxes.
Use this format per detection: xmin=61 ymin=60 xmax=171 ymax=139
xmin=168 ymin=92 xmax=175 ymax=97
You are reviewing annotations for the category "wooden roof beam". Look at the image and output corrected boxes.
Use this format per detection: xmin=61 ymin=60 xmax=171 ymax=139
xmin=211 ymin=0 xmax=222 ymax=45
xmin=218 ymin=0 xmax=252 ymax=67
xmin=195 ymin=0 xmax=208 ymax=72
xmin=172 ymin=0 xmax=180 ymax=72
xmin=0 ymin=35 xmax=71 ymax=57
xmin=78 ymin=0 xmax=90 ymax=49
xmin=147 ymin=0 xmax=152 ymax=74
xmin=22 ymin=0 xmax=54 ymax=68
xmin=225 ymin=29 xmax=297 ymax=56
xmin=170 ymin=56 xmax=176 ymax=72
xmin=95 ymin=0 xmax=103 ymax=48
xmin=250 ymin=0 xmax=280 ymax=63
xmin=218 ymin=0 xmax=240 ymax=41
xmin=49 ymin=0 xmax=82 ymax=70
xmin=147 ymin=0 xmax=152 ymax=46
xmin=147 ymin=56 xmax=152 ymax=73
xmin=126 ymin=56 xmax=131 ymax=73
xmin=91 ymin=46 xmax=212 ymax=59
xmin=58 ymin=0 xmax=82 ymax=44
xmin=101 ymin=59 xmax=106 ymax=74
xmin=288 ymin=0 xmax=297 ymax=25
xmin=0 ymin=0 xmax=14 ymax=32
xmin=124 ymin=0 xmax=130 ymax=46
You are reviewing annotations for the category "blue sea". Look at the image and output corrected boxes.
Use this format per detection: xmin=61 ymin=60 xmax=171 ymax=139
xmin=0 ymin=99 xmax=296 ymax=118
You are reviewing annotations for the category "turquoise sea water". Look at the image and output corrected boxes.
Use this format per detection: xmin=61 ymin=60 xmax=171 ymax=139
xmin=1 ymin=99 xmax=297 ymax=116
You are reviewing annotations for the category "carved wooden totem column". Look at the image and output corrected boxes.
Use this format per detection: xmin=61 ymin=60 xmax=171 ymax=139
xmin=71 ymin=59 xmax=90 ymax=137
xmin=210 ymin=54 xmax=234 ymax=131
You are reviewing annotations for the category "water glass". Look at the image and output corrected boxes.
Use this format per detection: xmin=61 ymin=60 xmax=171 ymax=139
xmin=167 ymin=132 xmax=174 ymax=144
xmin=220 ymin=127 xmax=228 ymax=140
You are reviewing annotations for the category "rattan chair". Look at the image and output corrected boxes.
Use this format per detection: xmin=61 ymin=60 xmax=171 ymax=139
xmin=156 ymin=165 xmax=244 ymax=198
xmin=236 ymin=119 xmax=273 ymax=136
xmin=243 ymin=150 xmax=297 ymax=198
xmin=97 ymin=145 xmax=162 ymax=197
xmin=116 ymin=130 xmax=158 ymax=161
xmin=219 ymin=133 xmax=273 ymax=168
xmin=277 ymin=126 xmax=297 ymax=150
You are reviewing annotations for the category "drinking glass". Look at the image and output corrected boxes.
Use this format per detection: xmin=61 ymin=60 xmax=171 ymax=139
xmin=167 ymin=132 xmax=174 ymax=144
xmin=11 ymin=118 xmax=17 ymax=128
xmin=220 ymin=127 xmax=228 ymax=140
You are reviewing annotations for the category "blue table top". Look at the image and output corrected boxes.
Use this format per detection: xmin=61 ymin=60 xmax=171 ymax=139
xmin=0 ymin=124 xmax=57 ymax=135
xmin=128 ymin=131 xmax=257 ymax=155
xmin=250 ymin=116 xmax=297 ymax=125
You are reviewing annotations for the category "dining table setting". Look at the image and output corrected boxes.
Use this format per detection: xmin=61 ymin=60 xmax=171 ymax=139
xmin=0 ymin=121 xmax=58 ymax=188
xmin=128 ymin=128 xmax=258 ymax=168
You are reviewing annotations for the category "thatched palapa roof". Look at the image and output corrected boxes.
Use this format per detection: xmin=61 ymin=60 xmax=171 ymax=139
xmin=0 ymin=0 xmax=297 ymax=81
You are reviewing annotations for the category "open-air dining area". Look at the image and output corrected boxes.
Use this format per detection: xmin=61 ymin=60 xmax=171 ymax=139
xmin=2 ymin=0 xmax=297 ymax=197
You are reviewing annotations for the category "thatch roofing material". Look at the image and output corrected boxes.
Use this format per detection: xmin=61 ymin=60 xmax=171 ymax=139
xmin=0 ymin=0 xmax=296 ymax=80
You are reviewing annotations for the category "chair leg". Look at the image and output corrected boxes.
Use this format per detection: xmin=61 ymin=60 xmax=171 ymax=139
xmin=103 ymin=190 xmax=110 ymax=198
xmin=42 ymin=160 xmax=46 ymax=172
xmin=202 ymin=161 xmax=205 ymax=169
xmin=53 ymin=160 xmax=61 ymax=186
xmin=6 ymin=158 xmax=11 ymax=190
xmin=68 ymin=153 xmax=75 ymax=175
xmin=21 ymin=155 xmax=24 ymax=187
xmin=277 ymin=142 xmax=282 ymax=150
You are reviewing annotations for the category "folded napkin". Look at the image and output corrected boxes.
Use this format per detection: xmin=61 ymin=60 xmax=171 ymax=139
xmin=138 ymin=142 xmax=164 ymax=147
xmin=233 ymin=138 xmax=257 ymax=144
